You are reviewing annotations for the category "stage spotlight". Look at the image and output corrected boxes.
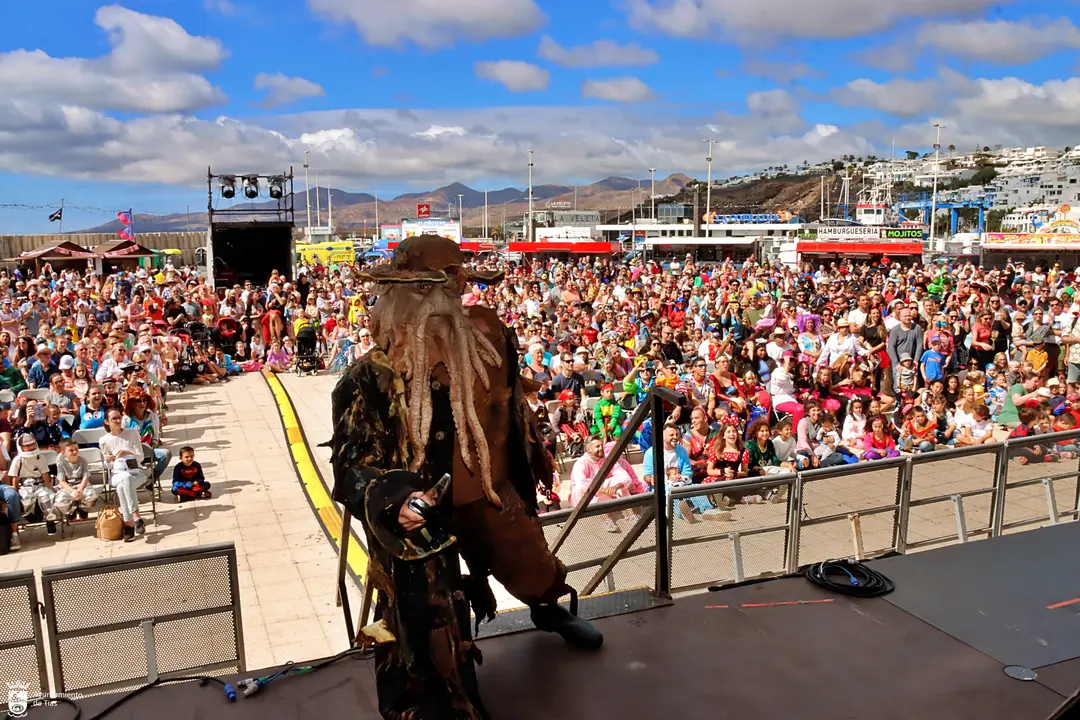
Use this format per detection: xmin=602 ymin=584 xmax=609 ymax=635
xmin=220 ymin=175 xmax=236 ymax=199
xmin=269 ymin=176 xmax=284 ymax=199
xmin=243 ymin=175 xmax=260 ymax=199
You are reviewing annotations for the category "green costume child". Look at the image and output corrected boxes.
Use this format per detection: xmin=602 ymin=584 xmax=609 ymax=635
xmin=591 ymin=383 xmax=624 ymax=439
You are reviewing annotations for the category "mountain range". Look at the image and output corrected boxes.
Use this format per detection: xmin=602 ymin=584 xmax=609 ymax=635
xmin=80 ymin=174 xmax=693 ymax=233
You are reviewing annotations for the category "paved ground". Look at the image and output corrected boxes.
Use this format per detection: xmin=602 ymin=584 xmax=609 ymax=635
xmin=0 ymin=373 xmax=360 ymax=671
xmin=6 ymin=367 xmax=1077 ymax=674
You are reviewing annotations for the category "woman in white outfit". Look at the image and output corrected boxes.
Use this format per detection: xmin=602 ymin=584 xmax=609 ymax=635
xmin=98 ymin=409 xmax=148 ymax=541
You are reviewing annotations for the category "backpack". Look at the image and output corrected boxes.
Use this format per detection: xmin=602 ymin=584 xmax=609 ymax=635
xmin=95 ymin=506 xmax=124 ymax=541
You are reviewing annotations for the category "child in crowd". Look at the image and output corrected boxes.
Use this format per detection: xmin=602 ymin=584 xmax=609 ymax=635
xmin=815 ymin=413 xmax=858 ymax=464
xmin=1052 ymin=412 xmax=1079 ymax=459
xmin=552 ymin=389 xmax=591 ymax=458
xmin=930 ymin=394 xmax=957 ymax=446
xmin=988 ymin=373 xmax=1009 ymax=421
xmin=8 ymin=434 xmax=59 ymax=534
xmin=863 ymin=414 xmax=900 ymax=460
xmin=900 ymin=405 xmax=938 ymax=454
xmin=896 ymin=353 xmax=919 ymax=395
xmin=171 ymin=445 xmax=211 ymax=501
xmin=957 ymin=404 xmax=995 ymax=446
xmin=1007 ymin=406 xmax=1057 ymax=465
xmin=920 ymin=338 xmax=946 ymax=385
xmin=590 ymin=383 xmax=624 ymax=440
xmin=53 ymin=438 xmax=98 ymax=521
xmin=841 ymin=397 xmax=868 ymax=453
xmin=771 ymin=420 xmax=799 ymax=469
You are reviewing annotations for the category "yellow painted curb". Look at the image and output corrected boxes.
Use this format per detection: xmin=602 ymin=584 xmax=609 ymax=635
xmin=262 ymin=369 xmax=369 ymax=583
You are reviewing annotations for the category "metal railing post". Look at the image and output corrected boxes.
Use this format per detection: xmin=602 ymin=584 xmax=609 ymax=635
xmin=894 ymin=458 xmax=913 ymax=554
xmin=785 ymin=473 xmax=804 ymax=572
xmin=730 ymin=532 xmax=745 ymax=583
xmin=990 ymin=441 xmax=1010 ymax=537
xmin=1043 ymin=478 xmax=1061 ymax=525
xmin=652 ymin=393 xmax=671 ymax=596
xmin=951 ymin=494 xmax=969 ymax=543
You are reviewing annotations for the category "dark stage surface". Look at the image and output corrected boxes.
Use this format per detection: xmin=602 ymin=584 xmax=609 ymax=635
xmin=31 ymin=525 xmax=1080 ymax=720
xmin=874 ymin=521 xmax=1080 ymax=670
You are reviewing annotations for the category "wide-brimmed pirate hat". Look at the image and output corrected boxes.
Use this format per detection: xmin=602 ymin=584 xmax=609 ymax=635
xmin=357 ymin=234 xmax=504 ymax=285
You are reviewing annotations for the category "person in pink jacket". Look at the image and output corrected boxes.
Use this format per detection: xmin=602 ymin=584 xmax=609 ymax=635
xmin=862 ymin=415 xmax=900 ymax=460
xmin=569 ymin=435 xmax=647 ymax=532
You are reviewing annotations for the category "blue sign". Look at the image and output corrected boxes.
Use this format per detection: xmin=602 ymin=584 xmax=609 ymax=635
xmin=704 ymin=212 xmax=795 ymax=224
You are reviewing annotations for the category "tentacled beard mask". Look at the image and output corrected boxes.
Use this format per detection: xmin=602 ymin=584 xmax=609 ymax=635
xmin=369 ymin=279 xmax=504 ymax=506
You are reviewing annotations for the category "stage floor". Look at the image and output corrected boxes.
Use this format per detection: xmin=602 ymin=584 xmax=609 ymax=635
xmin=33 ymin=525 xmax=1080 ymax=719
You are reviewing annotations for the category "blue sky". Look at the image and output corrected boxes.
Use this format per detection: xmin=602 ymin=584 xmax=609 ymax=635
xmin=1 ymin=0 xmax=1079 ymax=232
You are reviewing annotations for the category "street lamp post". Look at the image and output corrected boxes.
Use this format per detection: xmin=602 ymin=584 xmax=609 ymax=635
xmin=703 ymin=140 xmax=716 ymax=237
xmin=527 ymin=150 xmax=534 ymax=243
xmin=457 ymin=193 xmax=464 ymax=238
xmin=303 ymin=151 xmax=312 ymax=232
xmin=649 ymin=168 xmax=656 ymax=220
xmin=374 ymin=190 xmax=379 ymax=236
xmin=483 ymin=189 xmax=488 ymax=239
xmin=929 ymin=123 xmax=944 ymax=250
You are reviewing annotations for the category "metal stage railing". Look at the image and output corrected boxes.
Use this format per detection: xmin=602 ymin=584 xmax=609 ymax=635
xmin=543 ymin=389 xmax=1080 ymax=598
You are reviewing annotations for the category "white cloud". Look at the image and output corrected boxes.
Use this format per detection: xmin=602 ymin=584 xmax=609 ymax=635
xmin=830 ymin=78 xmax=944 ymax=117
xmin=537 ymin=36 xmax=659 ymax=67
xmin=307 ymin=0 xmax=545 ymax=49
xmin=255 ymin=73 xmax=326 ymax=108
xmin=96 ymin=4 xmax=226 ymax=73
xmin=868 ymin=18 xmax=1080 ymax=70
xmin=741 ymin=58 xmax=820 ymax=83
xmin=0 ymin=6 xmax=227 ymax=114
xmin=582 ymin=77 xmax=654 ymax=102
xmin=626 ymin=0 xmax=1005 ymax=41
xmin=747 ymin=89 xmax=799 ymax=115
xmin=203 ymin=0 xmax=237 ymax=15
xmin=474 ymin=61 xmax=550 ymax=92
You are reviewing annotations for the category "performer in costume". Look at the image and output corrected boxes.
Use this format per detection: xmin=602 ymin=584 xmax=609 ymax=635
xmin=329 ymin=235 xmax=603 ymax=720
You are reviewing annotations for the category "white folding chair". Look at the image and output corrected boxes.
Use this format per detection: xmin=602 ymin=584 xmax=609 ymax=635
xmin=0 ymin=390 xmax=14 ymax=404
xmin=78 ymin=447 xmax=111 ymax=504
xmin=18 ymin=388 xmax=49 ymax=402
xmin=72 ymin=427 xmax=107 ymax=448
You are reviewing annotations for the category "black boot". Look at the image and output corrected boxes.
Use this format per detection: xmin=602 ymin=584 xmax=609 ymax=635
xmin=529 ymin=589 xmax=603 ymax=650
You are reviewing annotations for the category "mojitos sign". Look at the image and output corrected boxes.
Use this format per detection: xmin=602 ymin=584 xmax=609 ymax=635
xmin=798 ymin=227 xmax=926 ymax=241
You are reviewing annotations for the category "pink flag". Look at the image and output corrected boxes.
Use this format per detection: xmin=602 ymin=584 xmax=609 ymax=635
xmin=117 ymin=210 xmax=132 ymax=226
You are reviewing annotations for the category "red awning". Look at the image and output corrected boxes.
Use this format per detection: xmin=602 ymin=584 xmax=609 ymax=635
xmin=798 ymin=242 xmax=923 ymax=255
xmin=508 ymin=241 xmax=619 ymax=254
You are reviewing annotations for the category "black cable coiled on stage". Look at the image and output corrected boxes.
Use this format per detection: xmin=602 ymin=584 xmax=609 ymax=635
xmin=802 ymin=560 xmax=895 ymax=598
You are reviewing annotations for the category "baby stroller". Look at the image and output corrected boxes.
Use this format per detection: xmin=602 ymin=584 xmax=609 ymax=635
xmin=187 ymin=321 xmax=210 ymax=346
xmin=213 ymin=317 xmax=239 ymax=348
xmin=294 ymin=324 xmax=321 ymax=376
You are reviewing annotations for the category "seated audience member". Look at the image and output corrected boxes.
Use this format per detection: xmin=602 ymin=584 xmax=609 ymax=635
xmin=171 ymin=445 xmax=211 ymax=501
xmin=53 ymin=438 xmax=98 ymax=521
xmin=568 ymin=435 xmax=646 ymax=532
xmin=99 ymin=410 xmax=148 ymax=541
xmin=8 ymin=433 xmax=59 ymax=536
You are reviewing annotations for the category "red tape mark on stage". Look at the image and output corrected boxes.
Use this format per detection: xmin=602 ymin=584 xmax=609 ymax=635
xmin=1047 ymin=597 xmax=1080 ymax=610
xmin=706 ymin=599 xmax=835 ymax=610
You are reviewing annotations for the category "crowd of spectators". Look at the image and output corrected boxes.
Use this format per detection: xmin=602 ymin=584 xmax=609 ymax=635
xmin=0 ymin=261 xmax=230 ymax=550
xmin=287 ymin=251 xmax=1080 ymax=528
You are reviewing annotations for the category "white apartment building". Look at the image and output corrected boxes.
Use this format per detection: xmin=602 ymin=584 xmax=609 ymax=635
xmin=993 ymin=162 xmax=1080 ymax=209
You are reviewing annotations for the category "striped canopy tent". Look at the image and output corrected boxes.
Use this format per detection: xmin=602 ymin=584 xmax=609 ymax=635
xmin=9 ymin=240 xmax=100 ymax=262
xmin=91 ymin=239 xmax=157 ymax=258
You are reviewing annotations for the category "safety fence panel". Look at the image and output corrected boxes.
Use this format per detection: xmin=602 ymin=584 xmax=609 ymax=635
xmin=669 ymin=475 xmax=794 ymax=594
xmin=543 ymin=495 xmax=657 ymax=595
xmin=40 ymin=542 xmax=245 ymax=696
xmin=796 ymin=459 xmax=904 ymax=566
xmin=0 ymin=570 xmax=49 ymax=708
xmin=906 ymin=445 xmax=1002 ymax=550
xmin=997 ymin=435 xmax=1080 ymax=535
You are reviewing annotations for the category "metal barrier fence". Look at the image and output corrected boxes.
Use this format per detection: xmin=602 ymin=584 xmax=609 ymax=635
xmin=40 ymin=542 xmax=245 ymax=696
xmin=545 ymin=388 xmax=1080 ymax=598
xmin=0 ymin=570 xmax=49 ymax=706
